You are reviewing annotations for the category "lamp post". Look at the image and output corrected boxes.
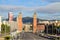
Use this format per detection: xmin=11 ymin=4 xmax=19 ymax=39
xmin=52 ymin=23 xmax=53 ymax=35
xmin=46 ymin=24 xmax=48 ymax=34
xmin=55 ymin=20 xmax=58 ymax=35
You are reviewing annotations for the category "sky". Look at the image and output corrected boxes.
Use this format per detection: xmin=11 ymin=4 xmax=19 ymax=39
xmin=0 ymin=0 xmax=60 ymax=20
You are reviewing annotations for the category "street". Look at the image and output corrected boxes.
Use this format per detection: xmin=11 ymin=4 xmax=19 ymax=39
xmin=14 ymin=32 xmax=51 ymax=40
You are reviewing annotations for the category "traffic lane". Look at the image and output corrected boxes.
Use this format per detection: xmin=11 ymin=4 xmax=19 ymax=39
xmin=20 ymin=32 xmax=51 ymax=40
xmin=21 ymin=32 xmax=34 ymax=40
xmin=28 ymin=33 xmax=51 ymax=40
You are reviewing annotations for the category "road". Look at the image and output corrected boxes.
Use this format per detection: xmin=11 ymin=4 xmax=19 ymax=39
xmin=16 ymin=32 xmax=51 ymax=40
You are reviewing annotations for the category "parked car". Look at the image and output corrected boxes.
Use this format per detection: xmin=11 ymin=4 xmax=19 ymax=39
xmin=47 ymin=36 xmax=54 ymax=39
xmin=43 ymin=35 xmax=54 ymax=39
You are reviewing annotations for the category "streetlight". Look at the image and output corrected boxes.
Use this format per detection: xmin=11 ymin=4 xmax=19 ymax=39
xmin=52 ymin=23 xmax=54 ymax=35
xmin=46 ymin=24 xmax=48 ymax=34
xmin=55 ymin=20 xmax=58 ymax=35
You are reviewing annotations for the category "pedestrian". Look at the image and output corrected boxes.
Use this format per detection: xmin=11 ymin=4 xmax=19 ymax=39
xmin=22 ymin=30 xmax=25 ymax=38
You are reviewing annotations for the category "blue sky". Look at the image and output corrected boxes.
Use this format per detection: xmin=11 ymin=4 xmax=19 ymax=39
xmin=0 ymin=0 xmax=60 ymax=20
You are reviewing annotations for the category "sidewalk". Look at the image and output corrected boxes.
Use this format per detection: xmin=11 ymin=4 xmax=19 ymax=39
xmin=0 ymin=37 xmax=4 ymax=40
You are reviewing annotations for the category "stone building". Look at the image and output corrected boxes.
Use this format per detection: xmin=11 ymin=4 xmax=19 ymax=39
xmin=8 ymin=12 xmax=13 ymax=22
xmin=37 ymin=23 xmax=45 ymax=33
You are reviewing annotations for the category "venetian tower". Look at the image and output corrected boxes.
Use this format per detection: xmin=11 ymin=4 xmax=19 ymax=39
xmin=17 ymin=12 xmax=23 ymax=32
xmin=33 ymin=12 xmax=37 ymax=33
xmin=8 ymin=12 xmax=13 ymax=22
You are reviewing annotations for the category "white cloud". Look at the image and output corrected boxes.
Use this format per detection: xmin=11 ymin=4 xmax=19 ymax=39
xmin=0 ymin=2 xmax=60 ymax=14
xmin=0 ymin=5 xmax=35 ymax=12
xmin=37 ymin=2 xmax=60 ymax=13
xmin=0 ymin=2 xmax=60 ymax=20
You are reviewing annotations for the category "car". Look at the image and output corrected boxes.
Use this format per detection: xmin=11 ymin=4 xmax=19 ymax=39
xmin=47 ymin=36 xmax=54 ymax=39
xmin=43 ymin=35 xmax=54 ymax=39
xmin=43 ymin=35 xmax=48 ymax=38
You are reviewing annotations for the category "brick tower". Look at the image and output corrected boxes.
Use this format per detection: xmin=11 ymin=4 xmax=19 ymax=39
xmin=8 ymin=12 xmax=13 ymax=22
xmin=33 ymin=12 xmax=37 ymax=33
xmin=17 ymin=12 xmax=23 ymax=32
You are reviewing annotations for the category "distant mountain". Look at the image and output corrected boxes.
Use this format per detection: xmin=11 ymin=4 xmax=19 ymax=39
xmin=22 ymin=17 xmax=33 ymax=23
xmin=4 ymin=17 xmax=59 ymax=23
xmin=5 ymin=17 xmax=39 ymax=23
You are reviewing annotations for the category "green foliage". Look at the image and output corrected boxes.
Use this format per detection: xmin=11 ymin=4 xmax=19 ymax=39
xmin=4 ymin=35 xmax=11 ymax=40
xmin=30 ymin=26 xmax=33 ymax=30
xmin=23 ymin=26 xmax=25 ymax=30
xmin=1 ymin=24 xmax=10 ymax=34
xmin=55 ymin=25 xmax=60 ymax=27
xmin=1 ymin=24 xmax=5 ymax=34
xmin=54 ymin=26 xmax=60 ymax=30
xmin=54 ymin=25 xmax=60 ymax=34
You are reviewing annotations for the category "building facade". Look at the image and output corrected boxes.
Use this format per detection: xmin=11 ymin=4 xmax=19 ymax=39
xmin=37 ymin=24 xmax=45 ymax=33
xmin=8 ymin=12 xmax=13 ymax=22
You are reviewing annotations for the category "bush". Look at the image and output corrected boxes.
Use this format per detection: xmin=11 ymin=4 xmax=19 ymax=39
xmin=4 ymin=35 xmax=11 ymax=40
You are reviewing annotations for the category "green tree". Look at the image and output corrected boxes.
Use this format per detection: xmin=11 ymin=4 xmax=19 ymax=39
xmin=54 ymin=25 xmax=60 ymax=35
xmin=1 ymin=24 xmax=10 ymax=34
xmin=1 ymin=24 xmax=5 ymax=34
xmin=4 ymin=35 xmax=11 ymax=40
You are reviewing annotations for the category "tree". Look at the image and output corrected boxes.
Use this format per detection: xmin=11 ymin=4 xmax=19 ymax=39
xmin=1 ymin=24 xmax=5 ymax=34
xmin=30 ymin=26 xmax=33 ymax=30
xmin=54 ymin=25 xmax=60 ymax=35
xmin=4 ymin=35 xmax=11 ymax=40
xmin=1 ymin=24 xmax=10 ymax=35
